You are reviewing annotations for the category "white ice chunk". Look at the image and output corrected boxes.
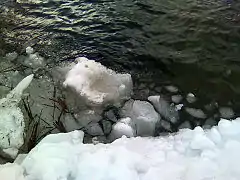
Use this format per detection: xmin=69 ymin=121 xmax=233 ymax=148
xmin=63 ymin=57 xmax=132 ymax=107
xmin=109 ymin=117 xmax=135 ymax=141
xmin=120 ymin=100 xmax=160 ymax=136
xmin=0 ymin=74 xmax=33 ymax=158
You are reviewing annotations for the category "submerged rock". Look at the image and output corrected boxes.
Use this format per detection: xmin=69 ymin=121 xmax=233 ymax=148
xmin=0 ymin=74 xmax=34 ymax=158
xmin=185 ymin=108 xmax=206 ymax=119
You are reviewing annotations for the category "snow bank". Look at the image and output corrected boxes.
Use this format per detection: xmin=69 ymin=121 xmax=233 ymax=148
xmin=0 ymin=74 xmax=33 ymax=158
xmin=9 ymin=118 xmax=239 ymax=180
xmin=63 ymin=57 xmax=132 ymax=107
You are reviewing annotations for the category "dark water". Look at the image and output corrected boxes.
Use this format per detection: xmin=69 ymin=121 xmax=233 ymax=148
xmin=1 ymin=0 xmax=240 ymax=127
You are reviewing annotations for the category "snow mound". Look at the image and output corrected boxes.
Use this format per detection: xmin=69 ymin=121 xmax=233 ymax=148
xmin=63 ymin=57 xmax=132 ymax=106
xmin=0 ymin=74 xmax=34 ymax=158
xmin=18 ymin=118 xmax=240 ymax=180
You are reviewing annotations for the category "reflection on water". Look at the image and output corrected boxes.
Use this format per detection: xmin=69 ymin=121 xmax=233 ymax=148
xmin=1 ymin=0 xmax=240 ymax=115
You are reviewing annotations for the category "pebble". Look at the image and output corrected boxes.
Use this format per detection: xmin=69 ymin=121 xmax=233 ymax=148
xmin=186 ymin=93 xmax=197 ymax=103
xmin=171 ymin=95 xmax=183 ymax=104
xmin=219 ymin=107 xmax=235 ymax=119
xmin=185 ymin=107 xmax=207 ymax=119
xmin=105 ymin=110 xmax=118 ymax=122
xmin=165 ymin=85 xmax=178 ymax=93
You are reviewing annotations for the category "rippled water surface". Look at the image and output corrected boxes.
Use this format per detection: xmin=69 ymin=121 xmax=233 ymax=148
xmin=1 ymin=0 xmax=240 ymax=117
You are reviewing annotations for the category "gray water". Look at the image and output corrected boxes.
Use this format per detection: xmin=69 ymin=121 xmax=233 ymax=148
xmin=1 ymin=0 xmax=240 ymax=130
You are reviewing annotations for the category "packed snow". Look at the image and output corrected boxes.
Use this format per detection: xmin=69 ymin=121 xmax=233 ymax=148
xmin=0 ymin=118 xmax=239 ymax=180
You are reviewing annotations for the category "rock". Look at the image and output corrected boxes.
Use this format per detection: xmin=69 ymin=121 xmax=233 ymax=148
xmin=0 ymin=74 xmax=34 ymax=158
xmin=92 ymin=136 xmax=107 ymax=144
xmin=109 ymin=117 xmax=135 ymax=141
xmin=148 ymin=96 xmax=179 ymax=123
xmin=219 ymin=107 xmax=234 ymax=119
xmin=171 ymin=95 xmax=183 ymax=104
xmin=105 ymin=109 xmax=118 ymax=122
xmin=120 ymin=100 xmax=160 ymax=136
xmin=165 ymin=85 xmax=178 ymax=93
xmin=186 ymin=93 xmax=196 ymax=103
xmin=63 ymin=57 xmax=133 ymax=107
xmin=179 ymin=121 xmax=192 ymax=129
xmin=102 ymin=120 xmax=112 ymax=135
xmin=85 ymin=123 xmax=104 ymax=136
xmin=159 ymin=120 xmax=172 ymax=131
xmin=203 ymin=118 xmax=217 ymax=129
xmin=62 ymin=114 xmax=79 ymax=132
xmin=62 ymin=110 xmax=102 ymax=132
xmin=185 ymin=108 xmax=206 ymax=119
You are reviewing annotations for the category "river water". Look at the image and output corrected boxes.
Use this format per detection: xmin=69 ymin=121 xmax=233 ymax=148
xmin=1 ymin=0 xmax=240 ymax=129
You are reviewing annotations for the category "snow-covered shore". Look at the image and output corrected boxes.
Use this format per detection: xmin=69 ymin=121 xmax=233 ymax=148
xmin=0 ymin=49 xmax=239 ymax=179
